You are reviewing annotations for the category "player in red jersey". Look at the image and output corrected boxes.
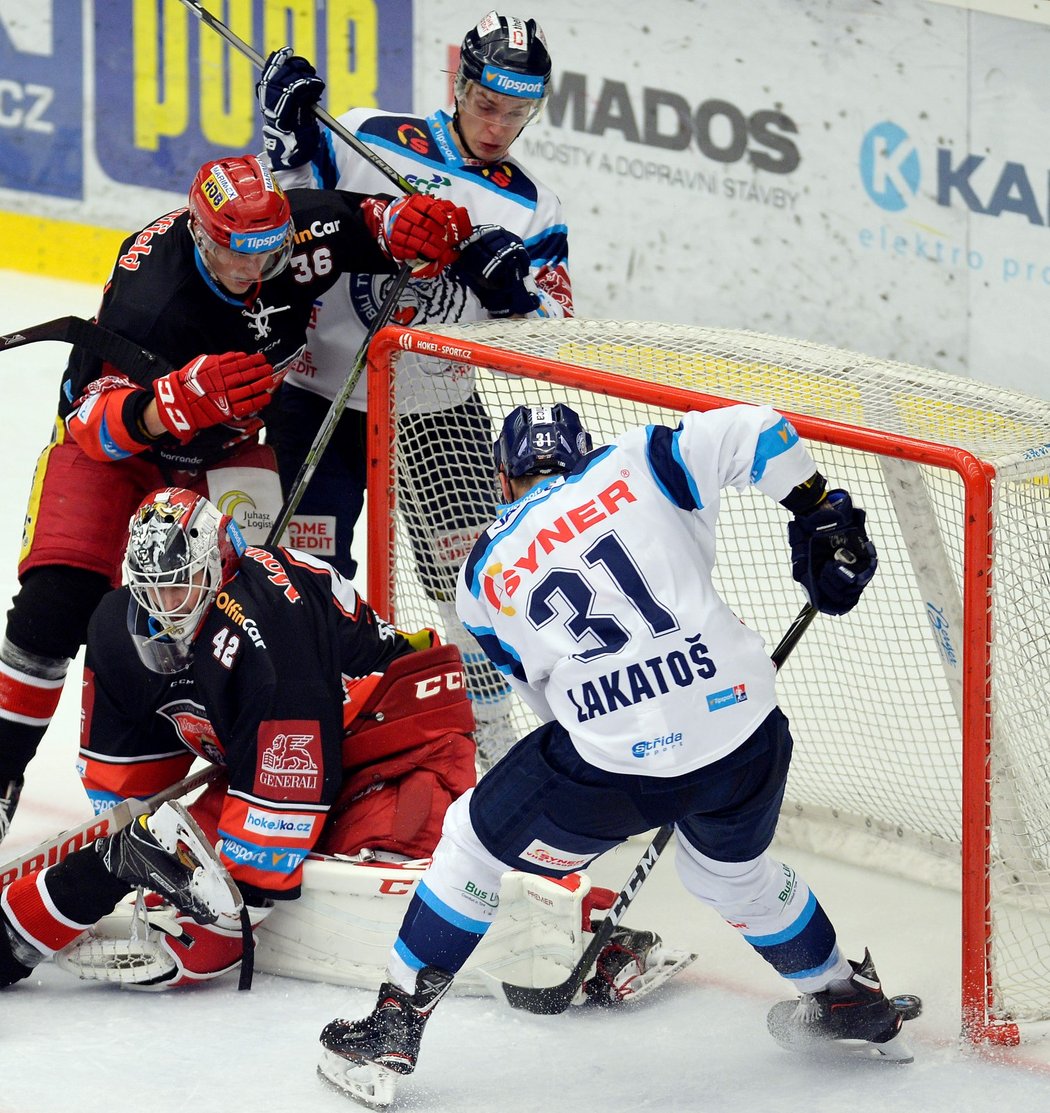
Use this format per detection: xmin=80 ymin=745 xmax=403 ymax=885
xmin=0 ymin=154 xmax=475 ymax=841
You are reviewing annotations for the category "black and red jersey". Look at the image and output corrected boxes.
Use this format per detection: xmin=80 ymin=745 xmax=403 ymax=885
xmin=80 ymin=547 xmax=413 ymax=901
xmin=60 ymin=189 xmax=394 ymax=471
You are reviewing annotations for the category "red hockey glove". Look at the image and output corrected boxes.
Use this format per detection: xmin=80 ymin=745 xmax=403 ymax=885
xmin=362 ymin=194 xmax=472 ymax=278
xmin=153 ymin=351 xmax=277 ymax=442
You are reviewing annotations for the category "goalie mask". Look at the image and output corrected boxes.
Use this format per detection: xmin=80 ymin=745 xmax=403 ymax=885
xmin=455 ymin=12 xmax=551 ymax=131
xmin=188 ymin=154 xmax=294 ymax=287
xmin=494 ymin=403 xmax=593 ymax=479
xmin=123 ymin=489 xmax=246 ymax=674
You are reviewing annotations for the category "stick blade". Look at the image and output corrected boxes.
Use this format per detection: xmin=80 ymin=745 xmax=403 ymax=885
xmin=499 ymin=978 xmax=576 ymax=1015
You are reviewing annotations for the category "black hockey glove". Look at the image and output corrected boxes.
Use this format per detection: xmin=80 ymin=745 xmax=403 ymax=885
xmin=257 ymin=46 xmax=325 ymax=170
xmin=787 ymin=489 xmax=877 ymax=615
xmin=451 ymin=224 xmax=542 ymax=317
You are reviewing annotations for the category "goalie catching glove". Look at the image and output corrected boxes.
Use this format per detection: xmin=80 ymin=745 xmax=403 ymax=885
xmin=787 ymin=488 xmax=877 ymax=615
xmin=451 ymin=224 xmax=542 ymax=317
xmin=256 ymin=46 xmax=325 ymax=170
xmin=152 ymin=351 xmax=277 ymax=442
xmin=361 ymin=194 xmax=472 ymax=278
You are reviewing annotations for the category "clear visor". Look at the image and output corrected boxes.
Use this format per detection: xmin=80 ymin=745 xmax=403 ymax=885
xmin=192 ymin=220 xmax=293 ymax=284
xmin=455 ymin=77 xmax=546 ymax=128
xmin=126 ymin=598 xmax=195 ymax=675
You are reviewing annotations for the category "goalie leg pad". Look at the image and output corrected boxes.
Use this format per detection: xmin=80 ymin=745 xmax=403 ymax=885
xmin=56 ymin=899 xmax=273 ymax=989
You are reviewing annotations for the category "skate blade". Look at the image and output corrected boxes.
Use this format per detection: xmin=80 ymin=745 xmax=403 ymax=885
xmin=317 ymin=1048 xmax=398 ymax=1109
xmin=611 ymin=948 xmax=699 ymax=1006
xmin=768 ymin=1018 xmax=915 ymax=1065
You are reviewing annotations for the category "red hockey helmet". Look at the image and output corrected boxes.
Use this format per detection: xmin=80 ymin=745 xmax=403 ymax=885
xmin=123 ymin=488 xmax=246 ymax=673
xmin=187 ymin=154 xmax=294 ymax=281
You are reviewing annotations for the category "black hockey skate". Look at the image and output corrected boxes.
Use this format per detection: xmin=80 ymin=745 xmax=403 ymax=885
xmin=318 ymin=966 xmax=453 ymax=1109
xmin=766 ymin=949 xmax=919 ymax=1063
xmin=95 ymin=802 xmax=241 ymax=926
xmin=0 ymin=777 xmax=23 ymax=843
xmin=583 ymin=926 xmax=664 ymax=1006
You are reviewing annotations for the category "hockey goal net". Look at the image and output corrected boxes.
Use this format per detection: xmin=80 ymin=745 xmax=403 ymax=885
xmin=366 ymin=317 xmax=1050 ymax=1044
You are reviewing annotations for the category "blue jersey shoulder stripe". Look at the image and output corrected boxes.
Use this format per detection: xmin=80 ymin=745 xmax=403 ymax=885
xmin=464 ymin=623 xmax=527 ymax=684
xmin=644 ymin=424 xmax=703 ymax=511
xmin=525 ymin=225 xmax=568 ymax=267
xmin=311 ymin=129 xmax=341 ymax=190
xmin=751 ymin=416 xmax=799 ymax=484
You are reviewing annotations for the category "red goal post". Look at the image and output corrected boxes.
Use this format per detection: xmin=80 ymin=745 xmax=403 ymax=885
xmin=366 ymin=317 xmax=1050 ymax=1046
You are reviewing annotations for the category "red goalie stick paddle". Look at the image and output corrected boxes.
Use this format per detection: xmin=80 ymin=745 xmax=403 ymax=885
xmin=0 ymin=765 xmax=221 ymax=890
xmin=499 ymin=602 xmax=819 ymax=1015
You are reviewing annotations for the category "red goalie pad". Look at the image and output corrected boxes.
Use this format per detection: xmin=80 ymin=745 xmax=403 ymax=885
xmin=321 ymin=644 xmax=478 ymax=860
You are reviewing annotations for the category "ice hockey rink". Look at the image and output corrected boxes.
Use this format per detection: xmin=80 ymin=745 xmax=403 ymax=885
xmin=4 ymin=270 xmax=1050 ymax=1113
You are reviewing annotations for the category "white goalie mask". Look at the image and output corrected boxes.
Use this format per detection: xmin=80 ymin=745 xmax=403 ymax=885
xmin=123 ymin=488 xmax=245 ymax=673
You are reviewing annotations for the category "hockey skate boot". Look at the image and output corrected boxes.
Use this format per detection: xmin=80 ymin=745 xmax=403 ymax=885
xmin=766 ymin=949 xmax=915 ymax=1063
xmin=583 ymin=926 xmax=664 ymax=1006
xmin=318 ymin=967 xmax=453 ymax=1108
xmin=0 ymin=910 xmax=44 ymax=988
xmin=0 ymin=777 xmax=23 ymax=843
xmin=95 ymin=801 xmax=242 ymax=926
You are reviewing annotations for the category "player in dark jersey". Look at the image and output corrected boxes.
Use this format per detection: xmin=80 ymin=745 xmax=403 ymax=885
xmin=0 ymin=153 xmax=475 ymax=842
xmin=0 ymin=488 xmax=476 ymax=989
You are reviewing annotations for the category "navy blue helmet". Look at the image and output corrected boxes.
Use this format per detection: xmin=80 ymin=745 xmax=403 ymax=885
xmin=458 ymin=12 xmax=552 ymax=101
xmin=494 ymin=403 xmax=593 ymax=479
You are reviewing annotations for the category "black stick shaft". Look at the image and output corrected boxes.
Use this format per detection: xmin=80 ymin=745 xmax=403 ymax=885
xmin=500 ymin=601 xmax=819 ymax=1014
xmin=177 ymin=0 xmax=416 ymax=195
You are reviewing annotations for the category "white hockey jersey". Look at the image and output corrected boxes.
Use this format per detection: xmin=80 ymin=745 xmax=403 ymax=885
xmin=456 ymin=405 xmax=818 ymax=777
xmin=273 ymin=107 xmax=572 ymax=414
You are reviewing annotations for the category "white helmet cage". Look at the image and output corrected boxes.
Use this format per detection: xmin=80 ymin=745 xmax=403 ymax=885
xmin=123 ymin=489 xmax=245 ymax=671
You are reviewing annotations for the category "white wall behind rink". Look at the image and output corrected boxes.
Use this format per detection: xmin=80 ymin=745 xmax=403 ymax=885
xmin=420 ymin=0 xmax=1050 ymax=400
xmin=6 ymin=1 xmax=1050 ymax=400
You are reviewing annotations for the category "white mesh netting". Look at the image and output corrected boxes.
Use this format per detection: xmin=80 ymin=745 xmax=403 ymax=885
xmin=368 ymin=317 xmax=1050 ymax=1028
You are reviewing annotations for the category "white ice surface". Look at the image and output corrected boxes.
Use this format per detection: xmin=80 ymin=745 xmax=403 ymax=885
xmin=3 ymin=271 xmax=1050 ymax=1112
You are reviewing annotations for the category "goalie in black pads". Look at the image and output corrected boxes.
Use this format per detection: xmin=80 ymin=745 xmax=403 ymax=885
xmin=0 ymin=488 xmax=476 ymax=989
xmin=317 ymin=402 xmax=917 ymax=1108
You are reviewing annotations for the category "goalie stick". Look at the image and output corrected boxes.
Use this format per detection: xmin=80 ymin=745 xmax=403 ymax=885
xmin=0 ymin=765 xmax=220 ymax=889
xmin=499 ymin=602 xmax=819 ymax=1016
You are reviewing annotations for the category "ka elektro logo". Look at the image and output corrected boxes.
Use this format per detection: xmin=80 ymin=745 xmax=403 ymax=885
xmin=859 ymin=122 xmax=920 ymax=212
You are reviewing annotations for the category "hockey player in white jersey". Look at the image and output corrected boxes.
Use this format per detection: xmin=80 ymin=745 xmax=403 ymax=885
xmin=256 ymin=12 xmax=572 ymax=768
xmin=317 ymin=402 xmax=917 ymax=1106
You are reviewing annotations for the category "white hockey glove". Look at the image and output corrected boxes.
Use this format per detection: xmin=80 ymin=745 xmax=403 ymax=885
xmin=257 ymin=46 xmax=325 ymax=169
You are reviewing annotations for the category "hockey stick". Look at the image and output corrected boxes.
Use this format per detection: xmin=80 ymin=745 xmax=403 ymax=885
xmin=264 ymin=264 xmax=413 ymax=545
xmin=0 ymin=764 xmax=220 ymax=889
xmin=499 ymin=601 xmax=819 ymax=1015
xmin=1 ymin=315 xmax=170 ymax=378
xmin=177 ymin=0 xmax=415 ymax=195
xmin=172 ymin=2 xmax=420 ymax=548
